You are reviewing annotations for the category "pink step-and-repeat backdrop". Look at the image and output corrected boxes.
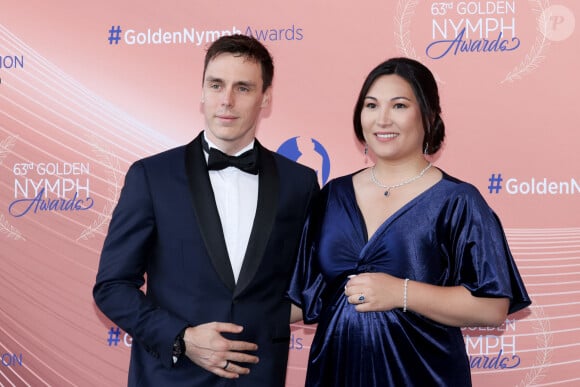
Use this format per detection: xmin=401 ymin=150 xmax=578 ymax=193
xmin=1 ymin=1 xmax=579 ymax=385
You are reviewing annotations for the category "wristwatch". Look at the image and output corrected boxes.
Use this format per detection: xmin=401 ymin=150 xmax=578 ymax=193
xmin=172 ymin=328 xmax=186 ymax=364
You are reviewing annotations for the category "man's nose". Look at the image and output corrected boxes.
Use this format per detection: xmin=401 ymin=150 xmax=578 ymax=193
xmin=221 ymin=87 xmax=234 ymax=107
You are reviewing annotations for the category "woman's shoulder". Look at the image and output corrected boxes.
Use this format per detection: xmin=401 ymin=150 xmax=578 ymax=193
xmin=439 ymin=170 xmax=483 ymax=197
xmin=435 ymin=170 xmax=497 ymax=216
xmin=320 ymin=169 xmax=364 ymax=192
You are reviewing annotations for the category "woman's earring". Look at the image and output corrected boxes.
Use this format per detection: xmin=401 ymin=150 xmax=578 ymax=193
xmin=423 ymin=143 xmax=429 ymax=155
xmin=364 ymin=144 xmax=369 ymax=164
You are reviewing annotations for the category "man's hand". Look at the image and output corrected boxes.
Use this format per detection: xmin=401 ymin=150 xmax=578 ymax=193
xmin=183 ymin=322 xmax=259 ymax=379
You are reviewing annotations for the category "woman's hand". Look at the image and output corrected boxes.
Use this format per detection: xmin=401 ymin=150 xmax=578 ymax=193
xmin=344 ymin=273 xmax=403 ymax=312
xmin=344 ymin=273 xmax=510 ymax=327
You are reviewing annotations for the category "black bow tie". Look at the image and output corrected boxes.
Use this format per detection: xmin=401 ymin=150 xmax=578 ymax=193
xmin=203 ymin=138 xmax=259 ymax=175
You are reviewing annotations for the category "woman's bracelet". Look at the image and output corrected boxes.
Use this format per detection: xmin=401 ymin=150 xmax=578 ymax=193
xmin=403 ymin=278 xmax=410 ymax=312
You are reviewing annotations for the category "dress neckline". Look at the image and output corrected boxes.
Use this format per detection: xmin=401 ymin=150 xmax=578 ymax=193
xmin=348 ymin=169 xmax=447 ymax=242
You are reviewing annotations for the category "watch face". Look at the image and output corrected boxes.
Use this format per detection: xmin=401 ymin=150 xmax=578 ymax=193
xmin=173 ymin=336 xmax=184 ymax=357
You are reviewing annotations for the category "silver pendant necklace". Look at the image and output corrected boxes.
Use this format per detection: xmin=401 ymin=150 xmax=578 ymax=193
xmin=370 ymin=163 xmax=432 ymax=197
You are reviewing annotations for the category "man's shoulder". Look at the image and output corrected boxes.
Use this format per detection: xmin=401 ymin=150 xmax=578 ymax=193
xmin=139 ymin=144 xmax=188 ymax=165
xmin=125 ymin=144 xmax=190 ymax=178
xmin=269 ymin=149 xmax=315 ymax=175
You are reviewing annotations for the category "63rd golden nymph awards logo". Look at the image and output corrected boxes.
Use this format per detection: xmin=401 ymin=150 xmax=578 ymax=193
xmin=394 ymin=0 xmax=574 ymax=83
xmin=1 ymin=135 xmax=121 ymax=242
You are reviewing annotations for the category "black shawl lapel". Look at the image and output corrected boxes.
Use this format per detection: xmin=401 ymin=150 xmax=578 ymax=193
xmin=185 ymin=134 xmax=236 ymax=291
xmin=234 ymin=141 xmax=279 ymax=297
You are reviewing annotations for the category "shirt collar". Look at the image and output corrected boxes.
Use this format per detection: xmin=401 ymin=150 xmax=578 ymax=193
xmin=203 ymin=131 xmax=255 ymax=157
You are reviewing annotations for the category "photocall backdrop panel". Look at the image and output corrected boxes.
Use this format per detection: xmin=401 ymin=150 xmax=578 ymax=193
xmin=1 ymin=1 xmax=578 ymax=385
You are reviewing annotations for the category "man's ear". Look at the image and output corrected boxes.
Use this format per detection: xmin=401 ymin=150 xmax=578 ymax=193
xmin=261 ymin=87 xmax=272 ymax=108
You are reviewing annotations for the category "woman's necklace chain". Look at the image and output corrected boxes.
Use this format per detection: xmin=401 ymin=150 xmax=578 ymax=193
xmin=370 ymin=163 xmax=432 ymax=197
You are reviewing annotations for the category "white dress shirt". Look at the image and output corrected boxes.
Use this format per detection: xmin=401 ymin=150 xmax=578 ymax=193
xmin=203 ymin=133 xmax=259 ymax=283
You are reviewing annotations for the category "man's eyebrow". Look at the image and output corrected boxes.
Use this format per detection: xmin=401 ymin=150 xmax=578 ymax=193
xmin=234 ymin=80 xmax=257 ymax=88
xmin=204 ymin=77 xmax=256 ymax=88
xmin=204 ymin=76 xmax=223 ymax=83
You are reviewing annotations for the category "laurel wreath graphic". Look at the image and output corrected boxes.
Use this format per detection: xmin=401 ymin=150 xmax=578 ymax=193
xmin=395 ymin=0 xmax=419 ymax=59
xmin=502 ymin=0 xmax=551 ymax=83
xmin=518 ymin=305 xmax=553 ymax=386
xmin=0 ymin=135 xmax=25 ymax=240
xmin=77 ymin=138 xmax=121 ymax=241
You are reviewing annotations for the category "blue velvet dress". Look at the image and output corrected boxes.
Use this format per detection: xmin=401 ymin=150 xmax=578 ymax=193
xmin=288 ymin=171 xmax=531 ymax=387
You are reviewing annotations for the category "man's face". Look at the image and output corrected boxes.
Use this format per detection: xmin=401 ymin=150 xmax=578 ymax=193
xmin=202 ymin=53 xmax=271 ymax=154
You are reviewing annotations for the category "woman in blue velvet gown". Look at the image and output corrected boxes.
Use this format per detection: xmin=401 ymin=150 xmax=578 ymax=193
xmin=287 ymin=58 xmax=531 ymax=387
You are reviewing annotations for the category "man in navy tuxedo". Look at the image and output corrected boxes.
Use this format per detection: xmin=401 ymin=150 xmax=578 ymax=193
xmin=93 ymin=34 xmax=319 ymax=386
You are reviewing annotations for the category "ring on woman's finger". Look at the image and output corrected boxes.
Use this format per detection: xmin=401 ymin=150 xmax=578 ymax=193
xmin=222 ymin=360 xmax=230 ymax=370
xmin=358 ymin=294 xmax=365 ymax=303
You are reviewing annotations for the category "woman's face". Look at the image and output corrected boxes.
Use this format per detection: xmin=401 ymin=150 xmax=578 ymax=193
xmin=360 ymin=74 xmax=425 ymax=162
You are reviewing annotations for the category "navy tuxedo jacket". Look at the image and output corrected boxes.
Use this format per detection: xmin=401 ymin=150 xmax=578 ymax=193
xmin=94 ymin=133 xmax=319 ymax=386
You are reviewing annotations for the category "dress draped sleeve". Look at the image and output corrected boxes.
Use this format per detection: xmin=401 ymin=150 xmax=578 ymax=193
xmin=287 ymin=189 xmax=329 ymax=324
xmin=443 ymin=182 xmax=531 ymax=314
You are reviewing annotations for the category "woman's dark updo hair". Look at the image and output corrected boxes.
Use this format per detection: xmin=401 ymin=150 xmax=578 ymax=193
xmin=353 ymin=57 xmax=445 ymax=155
